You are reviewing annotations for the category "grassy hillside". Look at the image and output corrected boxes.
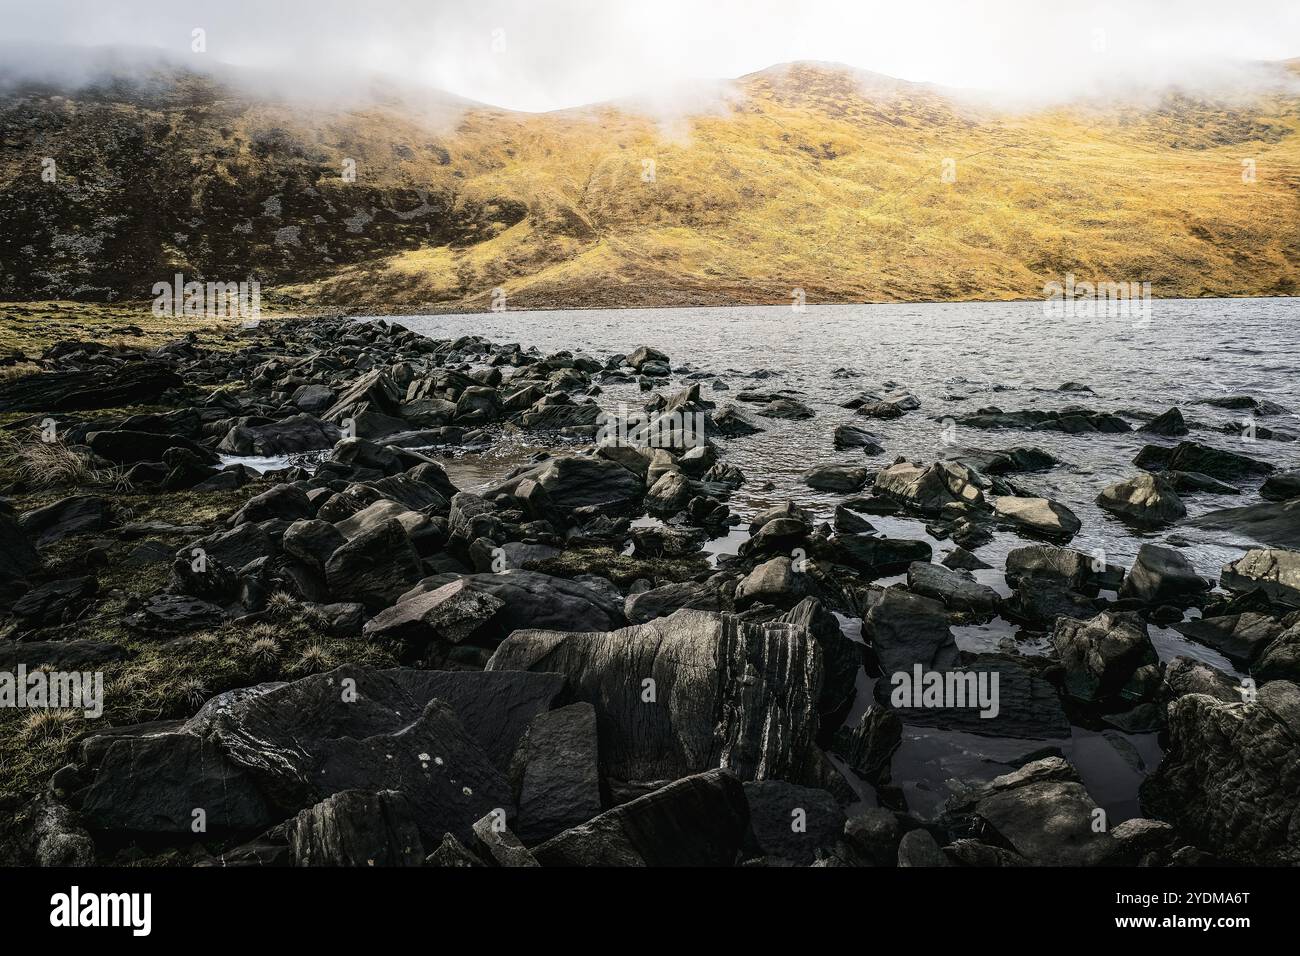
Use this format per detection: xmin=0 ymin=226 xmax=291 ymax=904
xmin=2 ymin=60 xmax=1298 ymax=312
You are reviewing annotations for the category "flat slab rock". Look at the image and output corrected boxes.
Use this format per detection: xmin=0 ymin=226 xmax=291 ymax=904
xmin=79 ymin=666 xmax=566 ymax=843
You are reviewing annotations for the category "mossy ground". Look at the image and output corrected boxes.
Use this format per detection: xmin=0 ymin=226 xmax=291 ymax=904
xmin=0 ymin=435 xmax=394 ymax=799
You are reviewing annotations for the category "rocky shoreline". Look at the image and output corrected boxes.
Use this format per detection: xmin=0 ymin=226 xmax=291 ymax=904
xmin=1 ymin=315 xmax=1298 ymax=867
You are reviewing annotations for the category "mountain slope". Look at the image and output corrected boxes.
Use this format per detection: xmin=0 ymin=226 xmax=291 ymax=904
xmin=2 ymin=60 xmax=1299 ymax=309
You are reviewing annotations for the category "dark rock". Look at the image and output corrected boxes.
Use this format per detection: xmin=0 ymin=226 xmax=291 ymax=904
xmin=508 ymin=703 xmax=602 ymax=845
xmin=1141 ymin=680 xmax=1300 ymax=864
xmin=1139 ymin=407 xmax=1188 ymax=436
xmin=19 ymin=495 xmax=112 ymax=546
xmin=1219 ymin=548 xmax=1300 ymax=607
xmin=1191 ymin=499 xmax=1300 ymax=550
xmin=803 ymin=464 xmax=871 ymax=493
xmin=287 ymin=790 xmax=424 ymax=866
xmin=1120 ymin=544 xmax=1212 ymax=604
xmin=324 ymin=518 xmax=424 ymax=610
xmin=487 ymin=609 xmax=823 ymax=786
xmin=1051 ymin=611 xmax=1161 ymax=705
xmin=218 ymin=413 xmax=342 ymax=456
xmin=1096 ymin=473 xmax=1186 ymax=527
xmin=743 ymin=780 xmax=845 ymax=865
xmin=1135 ymin=440 xmax=1273 ymax=481
xmin=532 ymin=769 xmax=750 ymax=867
xmin=1173 ymin=612 xmax=1284 ymax=667
xmin=0 ymin=362 xmax=181 ymax=412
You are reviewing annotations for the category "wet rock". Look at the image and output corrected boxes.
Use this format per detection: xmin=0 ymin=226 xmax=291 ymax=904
xmin=1134 ymin=440 xmax=1273 ymax=481
xmin=1096 ymin=473 xmax=1186 ymax=527
xmin=1139 ymin=407 xmax=1189 ymax=436
xmin=943 ymin=547 xmax=991 ymax=571
xmin=874 ymin=460 xmax=983 ymax=515
xmin=833 ymin=504 xmax=875 ymax=534
xmin=412 ymin=570 xmax=625 ymax=641
xmin=508 ymin=703 xmax=602 ymax=845
xmin=820 ymin=534 xmax=932 ymax=576
xmin=287 ymin=789 xmax=424 ymax=867
xmin=1220 ymin=548 xmax=1300 ymax=607
xmin=743 ymin=780 xmax=845 ymax=865
xmin=991 ymin=495 xmax=1081 ymax=542
xmin=1261 ymin=469 xmax=1300 ymax=502
xmin=864 ymin=589 xmax=957 ymax=675
xmin=833 ymin=424 xmax=884 ymax=453
xmin=1141 ymin=680 xmax=1300 ymax=864
xmin=712 ymin=404 xmax=765 ymax=436
xmin=1051 ymin=610 xmax=1161 ymax=706
xmin=1163 ymin=471 xmax=1239 ymax=496
xmin=1008 ymin=541 xmax=1123 ymax=595
xmin=487 ymin=609 xmax=823 ymax=786
xmin=965 ymin=759 xmax=1115 ymax=865
xmin=645 ymin=472 xmax=692 ymax=514
xmin=755 ymin=398 xmax=815 ymax=420
xmin=906 ymin=561 xmax=999 ymax=615
xmin=1173 ymin=612 xmax=1284 ymax=668
xmin=19 ymin=495 xmax=112 ymax=547
xmin=804 ymin=464 xmax=871 ymax=493
xmin=1162 ymin=656 xmax=1243 ymax=703
xmin=833 ymin=705 xmax=901 ymax=784
xmin=1191 ymin=499 xmax=1300 ymax=550
xmin=627 ymin=346 xmax=669 ymax=371
xmin=1255 ymin=624 xmax=1300 ymax=682
xmin=734 ymin=557 xmax=809 ymax=610
xmin=957 ymin=407 xmax=1130 ymax=434
xmin=532 ymin=769 xmax=750 ymax=867
xmin=1119 ymin=544 xmax=1212 ymax=604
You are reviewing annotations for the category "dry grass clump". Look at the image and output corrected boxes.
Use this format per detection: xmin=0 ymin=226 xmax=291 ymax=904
xmin=0 ymin=431 xmax=132 ymax=491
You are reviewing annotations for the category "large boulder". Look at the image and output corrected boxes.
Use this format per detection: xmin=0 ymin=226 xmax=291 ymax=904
xmin=1141 ymin=680 xmax=1300 ymax=864
xmin=287 ymin=790 xmax=424 ymax=867
xmin=486 ymin=609 xmax=824 ymax=787
xmin=1172 ymin=613 xmax=1285 ymax=668
xmin=79 ymin=667 xmax=521 ymax=845
xmin=486 ymin=455 xmax=644 ymax=520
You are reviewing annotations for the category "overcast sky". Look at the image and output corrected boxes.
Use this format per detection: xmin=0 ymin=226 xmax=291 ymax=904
xmin=2 ymin=0 xmax=1298 ymax=110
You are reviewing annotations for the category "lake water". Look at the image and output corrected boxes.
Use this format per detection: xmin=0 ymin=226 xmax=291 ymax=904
xmin=379 ymin=298 xmax=1300 ymax=820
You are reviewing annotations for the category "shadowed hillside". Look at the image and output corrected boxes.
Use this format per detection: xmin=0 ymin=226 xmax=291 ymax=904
xmin=2 ymin=59 xmax=1298 ymax=310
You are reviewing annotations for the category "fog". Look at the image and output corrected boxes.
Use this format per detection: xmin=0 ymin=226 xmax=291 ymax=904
xmin=0 ymin=0 xmax=1297 ymax=111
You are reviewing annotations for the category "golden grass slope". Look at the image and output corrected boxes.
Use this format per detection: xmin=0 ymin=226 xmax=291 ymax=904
xmin=279 ymin=62 xmax=1300 ymax=311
